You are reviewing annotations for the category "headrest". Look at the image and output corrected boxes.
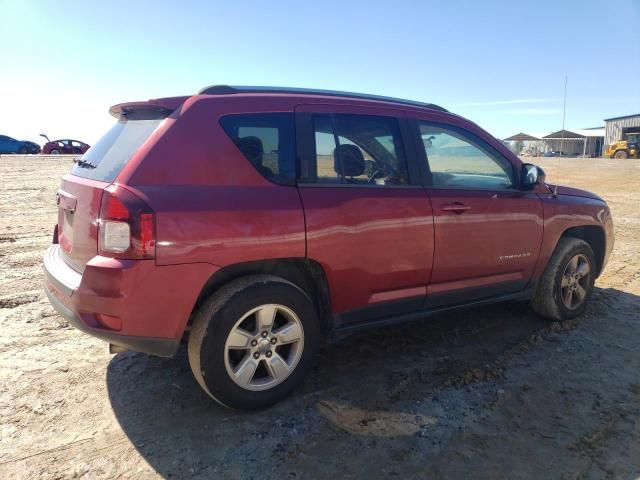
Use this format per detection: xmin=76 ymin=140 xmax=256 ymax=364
xmin=237 ymin=136 xmax=264 ymax=165
xmin=334 ymin=144 xmax=365 ymax=177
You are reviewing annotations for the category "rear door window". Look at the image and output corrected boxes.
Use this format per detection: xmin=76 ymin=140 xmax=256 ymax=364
xmin=310 ymin=114 xmax=409 ymax=186
xmin=220 ymin=113 xmax=296 ymax=185
xmin=71 ymin=119 xmax=163 ymax=182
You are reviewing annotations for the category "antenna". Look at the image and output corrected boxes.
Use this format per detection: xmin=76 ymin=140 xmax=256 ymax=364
xmin=554 ymin=76 xmax=568 ymax=197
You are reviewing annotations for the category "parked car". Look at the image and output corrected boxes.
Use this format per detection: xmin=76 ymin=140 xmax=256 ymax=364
xmin=543 ymin=150 xmax=566 ymax=157
xmin=43 ymin=86 xmax=614 ymax=410
xmin=42 ymin=139 xmax=90 ymax=155
xmin=0 ymin=135 xmax=41 ymax=154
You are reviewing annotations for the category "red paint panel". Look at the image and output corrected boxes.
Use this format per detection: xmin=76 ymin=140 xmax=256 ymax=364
xmin=427 ymin=189 xmax=543 ymax=293
xmin=137 ymin=185 xmax=306 ymax=266
xmin=533 ymin=193 xmax=613 ymax=279
xmin=57 ymin=174 xmax=108 ymax=271
xmin=300 ymin=187 xmax=434 ymax=314
xmin=45 ymin=255 xmax=218 ymax=339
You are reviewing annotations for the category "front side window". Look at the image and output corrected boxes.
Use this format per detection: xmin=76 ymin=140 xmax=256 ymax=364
xmin=311 ymin=114 xmax=409 ymax=186
xmin=419 ymin=123 xmax=514 ymax=190
xmin=220 ymin=113 xmax=296 ymax=185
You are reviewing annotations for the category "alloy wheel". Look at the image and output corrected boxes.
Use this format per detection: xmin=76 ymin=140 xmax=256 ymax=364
xmin=560 ymin=254 xmax=591 ymax=309
xmin=224 ymin=304 xmax=304 ymax=391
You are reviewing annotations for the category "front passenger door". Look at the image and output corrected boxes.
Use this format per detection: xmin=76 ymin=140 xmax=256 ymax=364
xmin=418 ymin=121 xmax=543 ymax=306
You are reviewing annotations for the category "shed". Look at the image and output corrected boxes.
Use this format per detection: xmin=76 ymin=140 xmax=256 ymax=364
xmin=503 ymin=132 xmax=547 ymax=156
xmin=543 ymin=128 xmax=605 ymax=157
xmin=604 ymin=113 xmax=640 ymax=147
xmin=504 ymin=133 xmax=542 ymax=142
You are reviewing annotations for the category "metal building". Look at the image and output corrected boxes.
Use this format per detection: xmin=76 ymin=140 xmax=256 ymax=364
xmin=542 ymin=128 xmax=605 ymax=157
xmin=604 ymin=113 xmax=640 ymax=147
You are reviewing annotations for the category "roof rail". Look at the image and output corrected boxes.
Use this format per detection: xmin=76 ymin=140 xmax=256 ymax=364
xmin=198 ymin=85 xmax=448 ymax=112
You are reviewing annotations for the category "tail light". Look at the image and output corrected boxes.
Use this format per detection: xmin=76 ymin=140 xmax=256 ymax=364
xmin=98 ymin=185 xmax=155 ymax=259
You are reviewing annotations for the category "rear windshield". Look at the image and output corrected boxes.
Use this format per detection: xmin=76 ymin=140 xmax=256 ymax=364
xmin=70 ymin=119 xmax=163 ymax=182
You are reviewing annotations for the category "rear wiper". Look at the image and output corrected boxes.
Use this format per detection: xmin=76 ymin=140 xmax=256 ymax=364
xmin=73 ymin=158 xmax=97 ymax=169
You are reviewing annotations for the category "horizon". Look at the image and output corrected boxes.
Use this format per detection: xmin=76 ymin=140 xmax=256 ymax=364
xmin=1 ymin=0 xmax=639 ymax=145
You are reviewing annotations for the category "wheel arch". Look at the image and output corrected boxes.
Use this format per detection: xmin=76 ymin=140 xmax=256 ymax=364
xmin=559 ymin=225 xmax=606 ymax=276
xmin=189 ymin=258 xmax=333 ymax=333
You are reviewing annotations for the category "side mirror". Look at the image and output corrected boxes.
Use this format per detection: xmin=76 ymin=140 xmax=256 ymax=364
xmin=520 ymin=163 xmax=546 ymax=190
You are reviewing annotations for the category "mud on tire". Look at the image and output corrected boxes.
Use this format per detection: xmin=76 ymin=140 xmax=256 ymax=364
xmin=531 ymin=237 xmax=596 ymax=321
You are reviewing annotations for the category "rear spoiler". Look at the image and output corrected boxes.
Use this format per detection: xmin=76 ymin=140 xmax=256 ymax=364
xmin=109 ymin=96 xmax=189 ymax=120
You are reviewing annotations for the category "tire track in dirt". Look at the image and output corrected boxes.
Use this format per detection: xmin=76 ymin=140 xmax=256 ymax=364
xmin=0 ymin=292 xmax=40 ymax=309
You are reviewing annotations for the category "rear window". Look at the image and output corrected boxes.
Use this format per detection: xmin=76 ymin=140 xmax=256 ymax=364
xmin=220 ymin=113 xmax=296 ymax=185
xmin=70 ymin=119 xmax=163 ymax=182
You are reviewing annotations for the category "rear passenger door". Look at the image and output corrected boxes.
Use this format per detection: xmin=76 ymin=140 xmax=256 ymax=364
xmin=295 ymin=104 xmax=434 ymax=327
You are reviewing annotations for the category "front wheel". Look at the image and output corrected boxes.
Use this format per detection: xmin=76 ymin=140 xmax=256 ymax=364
xmin=531 ymin=237 xmax=596 ymax=321
xmin=188 ymin=275 xmax=320 ymax=410
xmin=614 ymin=150 xmax=628 ymax=159
xmin=50 ymin=149 xmax=60 ymax=155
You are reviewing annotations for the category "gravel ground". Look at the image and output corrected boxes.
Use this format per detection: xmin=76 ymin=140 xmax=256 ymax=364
xmin=0 ymin=155 xmax=638 ymax=479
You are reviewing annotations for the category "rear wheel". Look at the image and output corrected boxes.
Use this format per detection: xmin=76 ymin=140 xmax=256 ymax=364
xmin=188 ymin=275 xmax=320 ymax=410
xmin=614 ymin=150 xmax=628 ymax=159
xmin=531 ymin=237 xmax=596 ymax=321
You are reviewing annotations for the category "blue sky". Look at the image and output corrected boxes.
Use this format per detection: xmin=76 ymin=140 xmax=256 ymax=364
xmin=1 ymin=0 xmax=639 ymax=144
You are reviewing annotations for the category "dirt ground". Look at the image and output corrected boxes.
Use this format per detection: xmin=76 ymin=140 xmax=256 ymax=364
xmin=1 ymin=155 xmax=639 ymax=479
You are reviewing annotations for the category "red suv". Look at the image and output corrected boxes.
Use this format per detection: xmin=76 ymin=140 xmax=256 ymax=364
xmin=43 ymin=86 xmax=614 ymax=409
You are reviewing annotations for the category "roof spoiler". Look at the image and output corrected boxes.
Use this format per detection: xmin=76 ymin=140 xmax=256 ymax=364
xmin=109 ymin=96 xmax=188 ymax=120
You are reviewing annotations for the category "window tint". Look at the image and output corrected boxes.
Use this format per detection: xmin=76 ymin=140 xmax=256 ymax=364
xmin=220 ymin=113 xmax=296 ymax=185
xmin=71 ymin=119 xmax=163 ymax=182
xmin=311 ymin=114 xmax=408 ymax=186
xmin=419 ymin=123 xmax=514 ymax=190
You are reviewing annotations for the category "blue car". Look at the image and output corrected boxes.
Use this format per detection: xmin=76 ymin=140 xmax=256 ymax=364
xmin=0 ymin=135 xmax=41 ymax=154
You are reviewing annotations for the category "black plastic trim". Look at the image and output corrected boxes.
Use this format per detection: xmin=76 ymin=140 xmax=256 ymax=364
xmin=333 ymin=288 xmax=533 ymax=337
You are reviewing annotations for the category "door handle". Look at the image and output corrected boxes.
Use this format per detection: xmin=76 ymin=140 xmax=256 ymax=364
xmin=441 ymin=202 xmax=471 ymax=213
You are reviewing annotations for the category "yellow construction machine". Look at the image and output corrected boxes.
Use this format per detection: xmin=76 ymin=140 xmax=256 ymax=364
xmin=604 ymin=133 xmax=639 ymax=159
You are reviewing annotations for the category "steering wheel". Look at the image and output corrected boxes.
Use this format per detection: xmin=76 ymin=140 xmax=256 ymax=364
xmin=367 ymin=162 xmax=401 ymax=184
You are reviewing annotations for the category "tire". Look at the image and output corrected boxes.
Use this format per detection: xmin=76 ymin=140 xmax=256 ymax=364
xmin=531 ymin=237 xmax=596 ymax=321
xmin=50 ymin=149 xmax=60 ymax=155
xmin=188 ymin=275 xmax=320 ymax=410
xmin=613 ymin=150 xmax=628 ymax=159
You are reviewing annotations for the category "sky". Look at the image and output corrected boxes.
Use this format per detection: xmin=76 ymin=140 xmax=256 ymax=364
xmin=1 ymin=0 xmax=639 ymax=145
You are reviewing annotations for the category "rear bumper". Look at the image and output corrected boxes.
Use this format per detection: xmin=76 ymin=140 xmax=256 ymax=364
xmin=44 ymin=281 xmax=179 ymax=356
xmin=43 ymin=244 xmax=217 ymax=357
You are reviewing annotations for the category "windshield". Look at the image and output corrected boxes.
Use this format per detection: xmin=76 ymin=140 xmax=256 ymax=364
xmin=70 ymin=119 xmax=163 ymax=182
